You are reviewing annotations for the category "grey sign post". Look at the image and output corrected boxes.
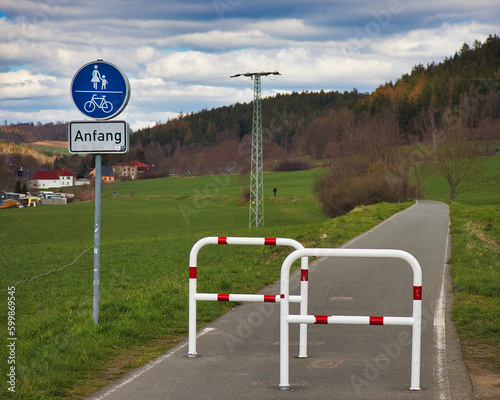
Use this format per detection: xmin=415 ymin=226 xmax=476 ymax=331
xmin=70 ymin=60 xmax=130 ymax=324
xmin=93 ymin=154 xmax=102 ymax=324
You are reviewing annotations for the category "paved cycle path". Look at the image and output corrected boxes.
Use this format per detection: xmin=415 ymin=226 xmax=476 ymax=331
xmin=89 ymin=200 xmax=473 ymax=400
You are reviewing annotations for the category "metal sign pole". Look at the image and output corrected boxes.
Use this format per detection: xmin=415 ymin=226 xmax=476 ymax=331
xmin=70 ymin=60 xmax=130 ymax=324
xmin=93 ymin=154 xmax=102 ymax=324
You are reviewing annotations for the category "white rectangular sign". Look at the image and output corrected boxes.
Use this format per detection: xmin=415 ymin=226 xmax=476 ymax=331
xmin=68 ymin=120 xmax=129 ymax=154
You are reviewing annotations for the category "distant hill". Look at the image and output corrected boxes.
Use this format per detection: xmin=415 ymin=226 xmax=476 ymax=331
xmin=131 ymin=35 xmax=500 ymax=156
xmin=0 ymin=142 xmax=54 ymax=165
xmin=2 ymin=34 xmax=500 ymax=173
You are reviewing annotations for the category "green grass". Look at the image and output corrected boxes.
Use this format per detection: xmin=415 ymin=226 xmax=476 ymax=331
xmin=1 ymin=152 xmax=497 ymax=399
xmin=0 ymin=167 xmax=412 ymax=399
xmin=448 ymin=204 xmax=499 ymax=341
xmin=24 ymin=144 xmax=71 ymax=157
xmin=105 ymin=168 xmax=323 ymax=198
xmin=421 ymin=155 xmax=500 ymax=369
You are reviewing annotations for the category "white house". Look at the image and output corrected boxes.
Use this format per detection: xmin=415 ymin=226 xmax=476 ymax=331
xmin=57 ymin=169 xmax=74 ymax=187
xmin=30 ymin=169 xmax=75 ymax=189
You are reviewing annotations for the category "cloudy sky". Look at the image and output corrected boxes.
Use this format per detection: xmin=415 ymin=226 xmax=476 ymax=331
xmin=0 ymin=0 xmax=499 ymax=131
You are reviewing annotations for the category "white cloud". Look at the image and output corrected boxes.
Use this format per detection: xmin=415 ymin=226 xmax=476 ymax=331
xmin=128 ymin=113 xmax=180 ymax=131
xmin=0 ymin=0 xmax=499 ymax=130
xmin=377 ymin=22 xmax=497 ymax=59
xmin=0 ymin=69 xmax=61 ymax=99
xmin=0 ymin=108 xmax=76 ymax=125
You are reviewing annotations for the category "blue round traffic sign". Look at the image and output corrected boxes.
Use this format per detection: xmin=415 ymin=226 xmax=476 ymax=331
xmin=71 ymin=60 xmax=130 ymax=120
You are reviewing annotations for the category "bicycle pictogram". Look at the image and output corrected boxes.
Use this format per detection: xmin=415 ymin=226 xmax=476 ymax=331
xmin=71 ymin=60 xmax=130 ymax=119
xmin=84 ymin=94 xmax=113 ymax=114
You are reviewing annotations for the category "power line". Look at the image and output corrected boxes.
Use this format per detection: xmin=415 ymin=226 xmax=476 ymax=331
xmin=3 ymin=72 xmax=498 ymax=102
xmin=0 ymin=76 xmax=233 ymax=102
xmin=6 ymin=246 xmax=93 ymax=289
xmin=134 ymin=76 xmax=231 ymax=89
xmin=2 ymin=72 xmax=377 ymax=102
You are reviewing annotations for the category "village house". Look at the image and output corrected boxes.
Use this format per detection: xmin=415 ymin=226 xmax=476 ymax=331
xmin=113 ymin=161 xmax=150 ymax=180
xmin=85 ymin=167 xmax=115 ymax=182
xmin=30 ymin=169 xmax=75 ymax=189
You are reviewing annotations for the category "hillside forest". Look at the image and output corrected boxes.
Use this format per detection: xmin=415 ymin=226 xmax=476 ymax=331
xmin=1 ymin=35 xmax=499 ymax=215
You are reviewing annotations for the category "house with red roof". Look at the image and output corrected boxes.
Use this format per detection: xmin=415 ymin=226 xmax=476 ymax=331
xmin=57 ymin=169 xmax=75 ymax=187
xmin=30 ymin=169 xmax=75 ymax=189
xmin=113 ymin=161 xmax=150 ymax=180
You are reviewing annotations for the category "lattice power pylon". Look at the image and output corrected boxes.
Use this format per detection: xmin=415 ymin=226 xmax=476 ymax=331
xmin=231 ymin=71 xmax=280 ymax=227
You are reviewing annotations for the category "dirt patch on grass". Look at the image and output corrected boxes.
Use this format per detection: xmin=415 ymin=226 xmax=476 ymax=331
xmin=464 ymin=221 xmax=498 ymax=252
xmin=460 ymin=338 xmax=500 ymax=399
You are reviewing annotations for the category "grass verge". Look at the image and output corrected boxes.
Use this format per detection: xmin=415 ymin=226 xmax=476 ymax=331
xmin=421 ymin=154 xmax=500 ymax=394
xmin=0 ymin=167 xmax=412 ymax=399
xmin=448 ymin=203 xmax=500 ymax=368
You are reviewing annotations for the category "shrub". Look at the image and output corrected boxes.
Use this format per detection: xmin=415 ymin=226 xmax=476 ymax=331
xmin=73 ymin=184 xmax=94 ymax=202
xmin=314 ymin=160 xmax=415 ymax=218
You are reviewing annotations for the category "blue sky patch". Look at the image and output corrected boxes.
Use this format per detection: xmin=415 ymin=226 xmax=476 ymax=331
xmin=8 ymin=64 xmax=31 ymax=73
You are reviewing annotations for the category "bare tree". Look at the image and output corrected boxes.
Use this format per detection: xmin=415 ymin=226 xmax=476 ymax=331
xmin=433 ymin=117 xmax=483 ymax=201
xmin=476 ymin=117 xmax=500 ymax=153
xmin=409 ymin=155 xmax=433 ymax=198
xmin=0 ymin=165 xmax=15 ymax=192
xmin=144 ymin=141 xmax=169 ymax=177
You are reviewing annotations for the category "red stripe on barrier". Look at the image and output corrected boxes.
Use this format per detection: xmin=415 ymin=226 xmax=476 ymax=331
xmin=413 ymin=286 xmax=422 ymax=300
xmin=264 ymin=295 xmax=276 ymax=302
xmin=369 ymin=316 xmax=384 ymax=325
xmin=218 ymin=237 xmax=228 ymax=244
xmin=217 ymin=294 xmax=230 ymax=301
xmin=314 ymin=315 xmax=329 ymax=324
xmin=280 ymin=294 xmax=285 ymax=299
xmin=264 ymin=238 xmax=277 ymax=245
xmin=189 ymin=267 xmax=196 ymax=279
xmin=301 ymin=269 xmax=308 ymax=281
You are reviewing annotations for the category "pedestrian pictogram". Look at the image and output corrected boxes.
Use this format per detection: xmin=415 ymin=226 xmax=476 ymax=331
xmin=70 ymin=60 xmax=130 ymax=120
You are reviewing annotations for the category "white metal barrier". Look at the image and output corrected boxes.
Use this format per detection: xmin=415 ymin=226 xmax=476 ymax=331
xmin=279 ymin=248 xmax=422 ymax=391
xmin=188 ymin=236 xmax=309 ymax=357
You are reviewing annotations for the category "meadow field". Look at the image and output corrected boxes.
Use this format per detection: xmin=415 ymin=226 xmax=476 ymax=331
xmin=0 ymin=156 xmax=498 ymax=399
xmin=0 ymin=167 xmax=411 ymax=399
xmin=25 ymin=141 xmax=70 ymax=157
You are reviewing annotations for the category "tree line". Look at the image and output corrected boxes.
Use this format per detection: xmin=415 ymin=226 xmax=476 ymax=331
xmin=130 ymin=34 xmax=500 ymax=174
xmin=1 ymin=35 xmax=499 ymax=210
xmin=0 ymin=122 xmax=67 ymax=144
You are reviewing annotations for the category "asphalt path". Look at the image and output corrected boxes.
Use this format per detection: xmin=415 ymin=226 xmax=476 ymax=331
xmin=89 ymin=200 xmax=473 ymax=400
